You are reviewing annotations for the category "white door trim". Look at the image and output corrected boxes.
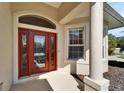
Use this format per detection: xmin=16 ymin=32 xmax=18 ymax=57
xmin=13 ymin=11 xmax=58 ymax=84
xmin=18 ymin=23 xmax=57 ymax=33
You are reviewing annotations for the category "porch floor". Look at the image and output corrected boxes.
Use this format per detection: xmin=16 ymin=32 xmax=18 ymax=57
xmin=10 ymin=66 xmax=84 ymax=91
xmin=10 ymin=79 xmax=53 ymax=91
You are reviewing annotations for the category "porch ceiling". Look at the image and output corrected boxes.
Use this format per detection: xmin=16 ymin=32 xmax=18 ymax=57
xmin=44 ymin=2 xmax=124 ymax=29
xmin=58 ymin=2 xmax=89 ymax=24
xmin=43 ymin=2 xmax=89 ymax=24
xmin=104 ymin=3 xmax=124 ymax=30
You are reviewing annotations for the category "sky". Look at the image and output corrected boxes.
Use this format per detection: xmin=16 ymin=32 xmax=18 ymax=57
xmin=107 ymin=2 xmax=124 ymax=37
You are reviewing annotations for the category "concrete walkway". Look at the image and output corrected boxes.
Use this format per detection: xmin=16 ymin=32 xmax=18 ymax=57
xmin=10 ymin=65 xmax=84 ymax=91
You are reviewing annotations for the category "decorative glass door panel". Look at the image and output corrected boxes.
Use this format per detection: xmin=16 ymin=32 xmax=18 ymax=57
xmin=51 ymin=36 xmax=55 ymax=65
xmin=34 ymin=35 xmax=46 ymax=68
xmin=49 ymin=33 xmax=57 ymax=71
xmin=18 ymin=29 xmax=29 ymax=77
xmin=22 ymin=33 xmax=28 ymax=71
xmin=31 ymin=31 xmax=49 ymax=74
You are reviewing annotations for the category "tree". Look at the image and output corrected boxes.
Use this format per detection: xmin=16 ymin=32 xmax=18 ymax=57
xmin=117 ymin=37 xmax=124 ymax=52
xmin=117 ymin=37 xmax=124 ymax=48
xmin=108 ymin=34 xmax=117 ymax=55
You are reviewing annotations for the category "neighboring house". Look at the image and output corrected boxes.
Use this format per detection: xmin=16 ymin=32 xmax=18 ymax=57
xmin=0 ymin=2 xmax=124 ymax=91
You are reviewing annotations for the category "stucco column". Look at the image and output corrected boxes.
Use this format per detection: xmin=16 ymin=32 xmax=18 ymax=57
xmin=84 ymin=2 xmax=109 ymax=91
xmin=90 ymin=2 xmax=103 ymax=80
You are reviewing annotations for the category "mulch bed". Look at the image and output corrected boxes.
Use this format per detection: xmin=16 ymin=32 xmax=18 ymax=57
xmin=104 ymin=66 xmax=124 ymax=91
xmin=74 ymin=65 xmax=124 ymax=91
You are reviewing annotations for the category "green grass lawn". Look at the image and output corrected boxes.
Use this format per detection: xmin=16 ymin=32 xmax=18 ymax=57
xmin=118 ymin=54 xmax=124 ymax=59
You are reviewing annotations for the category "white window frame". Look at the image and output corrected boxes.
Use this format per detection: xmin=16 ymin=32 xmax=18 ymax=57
xmin=65 ymin=24 xmax=86 ymax=61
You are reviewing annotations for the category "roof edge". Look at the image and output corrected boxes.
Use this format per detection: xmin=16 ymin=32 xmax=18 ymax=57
xmin=104 ymin=2 xmax=124 ymax=26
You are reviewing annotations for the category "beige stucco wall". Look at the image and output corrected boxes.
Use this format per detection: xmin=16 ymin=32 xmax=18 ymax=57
xmin=0 ymin=3 xmax=12 ymax=90
xmin=66 ymin=17 xmax=90 ymax=25
xmin=57 ymin=24 xmax=65 ymax=68
xmin=11 ymin=2 xmax=58 ymax=21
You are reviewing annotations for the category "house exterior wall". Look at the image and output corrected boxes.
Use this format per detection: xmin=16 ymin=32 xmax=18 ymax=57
xmin=11 ymin=3 xmax=90 ymax=83
xmin=11 ymin=3 xmax=109 ymax=84
xmin=66 ymin=17 xmax=90 ymax=25
xmin=0 ymin=3 xmax=12 ymax=90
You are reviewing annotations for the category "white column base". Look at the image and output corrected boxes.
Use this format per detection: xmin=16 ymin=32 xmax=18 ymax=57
xmin=84 ymin=76 xmax=109 ymax=91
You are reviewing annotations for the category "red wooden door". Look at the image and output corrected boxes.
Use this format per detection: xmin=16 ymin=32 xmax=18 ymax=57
xmin=18 ymin=28 xmax=57 ymax=78
xmin=30 ymin=30 xmax=49 ymax=74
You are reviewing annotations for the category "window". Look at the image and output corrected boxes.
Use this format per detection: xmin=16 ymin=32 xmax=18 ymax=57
xmin=19 ymin=15 xmax=56 ymax=29
xmin=68 ymin=27 xmax=84 ymax=59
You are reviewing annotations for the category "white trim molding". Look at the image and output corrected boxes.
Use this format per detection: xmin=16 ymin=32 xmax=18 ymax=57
xmin=13 ymin=11 xmax=59 ymax=84
xmin=18 ymin=23 xmax=57 ymax=33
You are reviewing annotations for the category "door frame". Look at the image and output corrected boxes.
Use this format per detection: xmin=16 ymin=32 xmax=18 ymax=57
xmin=13 ymin=13 xmax=58 ymax=84
xmin=18 ymin=27 xmax=57 ymax=78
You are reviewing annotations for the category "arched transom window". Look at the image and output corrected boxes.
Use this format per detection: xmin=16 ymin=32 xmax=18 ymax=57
xmin=19 ymin=15 xmax=56 ymax=29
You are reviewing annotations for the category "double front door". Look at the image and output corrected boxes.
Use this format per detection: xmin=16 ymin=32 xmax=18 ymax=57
xmin=18 ymin=28 xmax=57 ymax=78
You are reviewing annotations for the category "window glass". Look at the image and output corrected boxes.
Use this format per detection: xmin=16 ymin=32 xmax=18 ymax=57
xmin=22 ymin=33 xmax=27 ymax=71
xmin=34 ymin=35 xmax=46 ymax=68
xmin=19 ymin=15 xmax=56 ymax=29
xmin=68 ymin=27 xmax=84 ymax=59
xmin=51 ymin=36 xmax=55 ymax=64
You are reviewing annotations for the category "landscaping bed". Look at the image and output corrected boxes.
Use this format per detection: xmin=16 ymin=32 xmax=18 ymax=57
xmin=74 ymin=63 xmax=124 ymax=91
xmin=104 ymin=65 xmax=124 ymax=91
